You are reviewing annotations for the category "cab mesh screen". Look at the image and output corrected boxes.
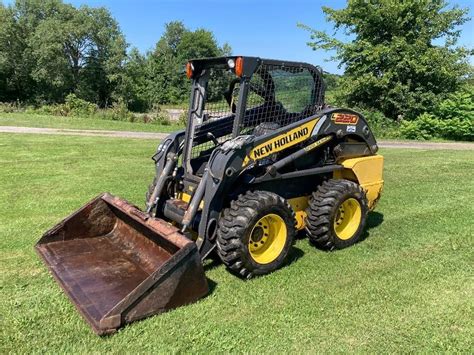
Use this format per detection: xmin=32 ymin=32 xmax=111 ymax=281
xmin=191 ymin=68 xmax=237 ymax=158
xmin=240 ymin=62 xmax=324 ymax=135
xmin=191 ymin=62 xmax=324 ymax=158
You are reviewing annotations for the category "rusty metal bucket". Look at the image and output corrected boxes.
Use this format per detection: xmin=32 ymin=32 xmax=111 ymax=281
xmin=35 ymin=193 xmax=208 ymax=335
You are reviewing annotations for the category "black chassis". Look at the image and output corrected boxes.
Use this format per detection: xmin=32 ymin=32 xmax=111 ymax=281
xmin=151 ymin=105 xmax=378 ymax=260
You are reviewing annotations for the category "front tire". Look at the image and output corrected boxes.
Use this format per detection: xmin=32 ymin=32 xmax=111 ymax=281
xmin=216 ymin=191 xmax=296 ymax=279
xmin=305 ymin=179 xmax=368 ymax=250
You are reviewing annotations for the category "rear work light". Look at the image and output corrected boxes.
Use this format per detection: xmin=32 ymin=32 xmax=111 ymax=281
xmin=235 ymin=57 xmax=243 ymax=77
xmin=186 ymin=62 xmax=193 ymax=79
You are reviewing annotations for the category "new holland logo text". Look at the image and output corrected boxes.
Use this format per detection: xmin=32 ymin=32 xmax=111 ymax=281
xmin=332 ymin=113 xmax=359 ymax=124
xmin=253 ymin=127 xmax=308 ymax=159
xmin=243 ymin=118 xmax=319 ymax=166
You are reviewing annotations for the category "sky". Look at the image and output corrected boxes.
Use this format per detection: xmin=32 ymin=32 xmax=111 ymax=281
xmin=3 ymin=0 xmax=474 ymax=74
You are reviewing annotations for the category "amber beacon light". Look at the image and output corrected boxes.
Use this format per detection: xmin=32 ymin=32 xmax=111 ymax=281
xmin=235 ymin=57 xmax=243 ymax=77
xmin=186 ymin=62 xmax=193 ymax=79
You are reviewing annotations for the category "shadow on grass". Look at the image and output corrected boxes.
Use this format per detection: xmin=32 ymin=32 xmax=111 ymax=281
xmin=201 ymin=245 xmax=305 ymax=289
xmin=205 ymin=278 xmax=218 ymax=295
xmin=201 ymin=254 xmax=221 ymax=295
xmin=203 ymin=244 xmax=306 ymax=270
xmin=200 ymin=212 xmax=384 ymax=290
xmin=366 ymin=211 xmax=384 ymax=229
xmin=286 ymin=246 xmax=305 ymax=266
xmin=359 ymin=211 xmax=384 ymax=244
xmin=203 ymin=255 xmax=221 ymax=272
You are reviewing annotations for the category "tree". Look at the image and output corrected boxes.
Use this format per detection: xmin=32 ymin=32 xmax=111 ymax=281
xmin=0 ymin=3 xmax=231 ymax=109
xmin=28 ymin=2 xmax=127 ymax=105
xmin=146 ymin=21 xmax=187 ymax=105
xmin=146 ymin=21 xmax=231 ymax=105
xmin=0 ymin=0 xmax=127 ymax=106
xmin=0 ymin=3 xmax=16 ymax=101
xmin=300 ymin=0 xmax=473 ymax=119
xmin=118 ymin=47 xmax=149 ymax=111
xmin=0 ymin=1 xmax=38 ymax=102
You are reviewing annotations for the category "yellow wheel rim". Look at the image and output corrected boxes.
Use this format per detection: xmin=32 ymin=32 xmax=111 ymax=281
xmin=248 ymin=213 xmax=287 ymax=264
xmin=334 ymin=198 xmax=362 ymax=240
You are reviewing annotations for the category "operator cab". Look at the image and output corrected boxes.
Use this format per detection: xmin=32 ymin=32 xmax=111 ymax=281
xmin=182 ymin=56 xmax=326 ymax=182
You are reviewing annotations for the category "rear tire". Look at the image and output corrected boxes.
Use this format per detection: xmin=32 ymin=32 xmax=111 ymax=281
xmin=216 ymin=191 xmax=296 ymax=279
xmin=305 ymin=179 xmax=368 ymax=250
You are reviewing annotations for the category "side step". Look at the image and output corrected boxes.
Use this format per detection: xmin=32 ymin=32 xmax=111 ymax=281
xmin=35 ymin=193 xmax=208 ymax=335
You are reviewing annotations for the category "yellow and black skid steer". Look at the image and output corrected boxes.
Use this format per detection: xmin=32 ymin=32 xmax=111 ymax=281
xmin=36 ymin=56 xmax=384 ymax=335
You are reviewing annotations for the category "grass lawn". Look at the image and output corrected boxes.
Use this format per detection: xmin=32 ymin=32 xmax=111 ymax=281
xmin=0 ymin=133 xmax=473 ymax=353
xmin=0 ymin=112 xmax=182 ymax=133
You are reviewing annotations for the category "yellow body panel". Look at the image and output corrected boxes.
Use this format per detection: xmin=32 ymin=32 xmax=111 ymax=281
xmin=180 ymin=192 xmax=192 ymax=203
xmin=178 ymin=156 xmax=382 ymax=235
xmin=303 ymin=135 xmax=332 ymax=152
xmin=333 ymin=155 xmax=384 ymax=210
xmin=288 ymin=196 xmax=309 ymax=230
xmin=178 ymin=192 xmax=204 ymax=209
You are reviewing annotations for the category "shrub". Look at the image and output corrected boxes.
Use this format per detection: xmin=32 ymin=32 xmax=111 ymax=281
xmin=400 ymin=113 xmax=473 ymax=141
xmin=141 ymin=114 xmax=152 ymax=123
xmin=25 ymin=94 xmax=98 ymax=117
xmin=400 ymin=87 xmax=474 ymax=141
xmin=96 ymin=99 xmax=134 ymax=122
xmin=362 ymin=109 xmax=401 ymax=139
xmin=440 ymin=117 xmax=474 ymax=141
xmin=400 ymin=113 xmax=440 ymax=140
xmin=147 ymin=105 xmax=172 ymax=125
xmin=0 ymin=102 xmax=21 ymax=113
xmin=178 ymin=111 xmax=188 ymax=126
xmin=153 ymin=113 xmax=172 ymax=126
xmin=36 ymin=103 xmax=70 ymax=116
xmin=435 ymin=88 xmax=474 ymax=121
xmin=64 ymin=94 xmax=98 ymax=117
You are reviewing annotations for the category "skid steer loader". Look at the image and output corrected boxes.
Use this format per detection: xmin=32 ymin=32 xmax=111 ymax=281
xmin=36 ymin=56 xmax=384 ymax=335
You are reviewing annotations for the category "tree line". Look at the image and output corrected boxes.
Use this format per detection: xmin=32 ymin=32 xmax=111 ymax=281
xmin=302 ymin=0 xmax=473 ymax=141
xmin=301 ymin=0 xmax=473 ymax=121
xmin=0 ymin=0 xmax=472 ymax=139
xmin=0 ymin=0 xmax=229 ymax=111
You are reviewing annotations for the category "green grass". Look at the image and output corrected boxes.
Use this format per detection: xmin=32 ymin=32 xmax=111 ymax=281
xmin=0 ymin=133 xmax=473 ymax=353
xmin=0 ymin=112 xmax=182 ymax=133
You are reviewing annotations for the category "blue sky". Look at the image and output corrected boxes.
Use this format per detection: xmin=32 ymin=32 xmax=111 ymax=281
xmin=3 ymin=0 xmax=474 ymax=73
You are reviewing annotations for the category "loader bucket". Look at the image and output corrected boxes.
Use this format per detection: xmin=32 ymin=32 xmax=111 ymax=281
xmin=35 ymin=193 xmax=208 ymax=335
